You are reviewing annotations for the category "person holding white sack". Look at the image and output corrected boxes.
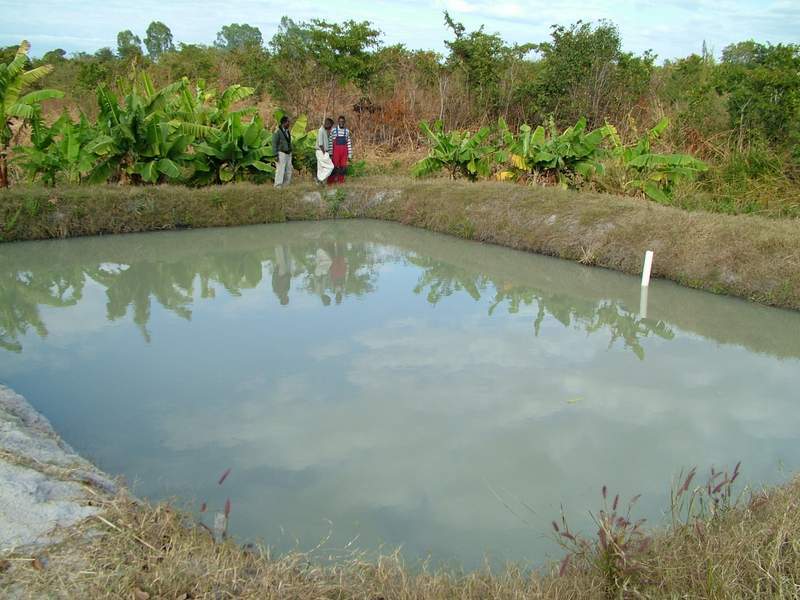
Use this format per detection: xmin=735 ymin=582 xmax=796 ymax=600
xmin=315 ymin=118 xmax=334 ymax=184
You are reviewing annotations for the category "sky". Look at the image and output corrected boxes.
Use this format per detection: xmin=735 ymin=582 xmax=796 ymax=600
xmin=1 ymin=0 xmax=798 ymax=62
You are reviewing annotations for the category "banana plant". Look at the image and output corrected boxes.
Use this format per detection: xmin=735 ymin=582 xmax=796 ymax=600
xmin=608 ymin=117 xmax=708 ymax=202
xmin=412 ymin=120 xmax=495 ymax=180
xmin=173 ymin=78 xmax=256 ymax=129
xmin=15 ymin=111 xmax=98 ymax=185
xmin=192 ymin=112 xmax=275 ymax=184
xmin=625 ymin=153 xmax=709 ymax=203
xmin=293 ymin=131 xmax=319 ymax=173
xmin=87 ymin=73 xmax=193 ymax=184
xmin=132 ymin=121 xmax=194 ymax=183
xmin=0 ymin=40 xmax=64 ymax=187
xmin=499 ymin=117 xmax=612 ymax=187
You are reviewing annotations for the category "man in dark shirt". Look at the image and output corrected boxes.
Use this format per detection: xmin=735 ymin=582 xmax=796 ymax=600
xmin=272 ymin=115 xmax=293 ymax=188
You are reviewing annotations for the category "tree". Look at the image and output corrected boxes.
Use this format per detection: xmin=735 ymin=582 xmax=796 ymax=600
xmin=77 ymin=62 xmax=110 ymax=91
xmin=89 ymin=73 xmax=195 ymax=185
xmin=443 ymin=12 xmax=530 ymax=119
xmin=215 ymin=23 xmax=263 ymax=50
xmin=230 ymin=44 xmax=273 ymax=92
xmin=0 ymin=41 xmax=64 ymax=187
xmin=42 ymin=49 xmax=67 ymax=64
xmin=117 ymin=30 xmax=143 ymax=61
xmin=75 ymin=48 xmax=115 ymax=92
xmin=519 ymin=20 xmax=654 ymax=126
xmin=306 ymin=19 xmax=382 ymax=90
xmin=144 ymin=21 xmax=174 ymax=60
xmin=160 ymin=44 xmax=219 ymax=81
xmin=94 ymin=47 xmax=116 ymax=62
xmin=717 ymin=41 xmax=800 ymax=145
xmin=659 ymin=53 xmax=727 ymax=140
xmin=269 ymin=18 xmax=381 ymax=114
xmin=270 ymin=17 xmax=381 ymax=89
xmin=721 ymin=41 xmax=761 ymax=65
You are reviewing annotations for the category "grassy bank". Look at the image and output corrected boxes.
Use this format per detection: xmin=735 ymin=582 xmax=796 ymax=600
xmin=1 ymin=178 xmax=799 ymax=310
xmin=3 ymin=475 xmax=799 ymax=598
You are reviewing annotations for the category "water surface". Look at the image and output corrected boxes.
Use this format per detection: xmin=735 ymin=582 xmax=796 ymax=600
xmin=1 ymin=220 xmax=799 ymax=567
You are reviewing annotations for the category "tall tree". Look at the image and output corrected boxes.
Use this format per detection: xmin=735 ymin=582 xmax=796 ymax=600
xmin=443 ymin=12 xmax=530 ymax=119
xmin=305 ymin=19 xmax=382 ymax=90
xmin=521 ymin=20 xmax=654 ymax=126
xmin=215 ymin=23 xmax=263 ymax=50
xmin=117 ymin=30 xmax=143 ymax=61
xmin=269 ymin=18 xmax=381 ymax=114
xmin=144 ymin=21 xmax=174 ymax=60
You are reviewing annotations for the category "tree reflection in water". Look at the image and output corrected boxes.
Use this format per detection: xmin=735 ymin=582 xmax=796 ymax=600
xmin=0 ymin=265 xmax=85 ymax=352
xmin=408 ymin=255 xmax=674 ymax=360
xmin=0 ymin=231 xmax=672 ymax=358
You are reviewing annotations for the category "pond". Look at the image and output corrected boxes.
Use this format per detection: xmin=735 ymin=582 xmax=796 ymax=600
xmin=1 ymin=220 xmax=799 ymax=568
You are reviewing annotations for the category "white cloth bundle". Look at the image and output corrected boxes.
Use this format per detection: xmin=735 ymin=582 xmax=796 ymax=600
xmin=316 ymin=150 xmax=334 ymax=182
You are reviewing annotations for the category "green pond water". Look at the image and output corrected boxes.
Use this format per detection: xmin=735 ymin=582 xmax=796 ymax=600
xmin=1 ymin=220 xmax=799 ymax=568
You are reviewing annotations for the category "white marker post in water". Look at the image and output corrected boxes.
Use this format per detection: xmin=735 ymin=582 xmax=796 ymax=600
xmin=641 ymin=250 xmax=654 ymax=287
xmin=639 ymin=285 xmax=649 ymax=319
xmin=639 ymin=250 xmax=654 ymax=318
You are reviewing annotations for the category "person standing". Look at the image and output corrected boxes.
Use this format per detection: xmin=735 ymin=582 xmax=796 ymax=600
xmin=328 ymin=115 xmax=352 ymax=185
xmin=272 ymin=115 xmax=293 ymax=188
xmin=315 ymin=118 xmax=334 ymax=184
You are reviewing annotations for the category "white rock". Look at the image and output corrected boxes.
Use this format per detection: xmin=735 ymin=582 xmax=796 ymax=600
xmin=0 ymin=461 xmax=99 ymax=551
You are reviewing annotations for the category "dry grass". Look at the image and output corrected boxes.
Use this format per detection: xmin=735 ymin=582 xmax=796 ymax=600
xmin=648 ymin=473 xmax=800 ymax=597
xmin=359 ymin=144 xmax=427 ymax=176
xmin=670 ymin=174 xmax=800 ymax=219
xmin=0 ymin=492 xmax=570 ymax=599
xmin=1 ymin=177 xmax=799 ymax=310
xmin=4 ymin=476 xmax=800 ymax=599
xmin=642 ymin=478 xmax=800 ymax=598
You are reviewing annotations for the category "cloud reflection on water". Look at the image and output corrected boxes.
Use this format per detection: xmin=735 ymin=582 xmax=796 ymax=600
xmin=1 ymin=221 xmax=799 ymax=566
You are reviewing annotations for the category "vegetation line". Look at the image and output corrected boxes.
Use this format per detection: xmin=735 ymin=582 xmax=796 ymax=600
xmin=5 ymin=461 xmax=800 ymax=598
xmin=2 ymin=178 xmax=798 ymax=311
xmin=3 ymin=16 xmax=799 ymax=217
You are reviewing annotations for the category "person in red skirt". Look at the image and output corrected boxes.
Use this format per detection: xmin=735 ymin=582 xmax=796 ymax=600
xmin=328 ymin=115 xmax=352 ymax=185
